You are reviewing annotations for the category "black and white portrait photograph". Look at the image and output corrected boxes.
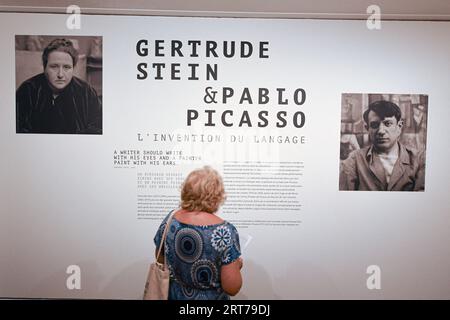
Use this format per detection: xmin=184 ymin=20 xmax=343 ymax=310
xmin=15 ymin=35 xmax=103 ymax=134
xmin=339 ymin=93 xmax=428 ymax=191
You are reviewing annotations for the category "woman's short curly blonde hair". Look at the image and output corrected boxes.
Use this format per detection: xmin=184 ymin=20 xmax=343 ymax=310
xmin=180 ymin=166 xmax=226 ymax=213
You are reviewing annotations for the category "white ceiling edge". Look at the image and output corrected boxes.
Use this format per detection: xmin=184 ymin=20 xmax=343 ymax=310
xmin=0 ymin=3 xmax=449 ymax=21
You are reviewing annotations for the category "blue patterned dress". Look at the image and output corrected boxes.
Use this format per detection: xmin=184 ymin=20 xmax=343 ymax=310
xmin=154 ymin=211 xmax=241 ymax=300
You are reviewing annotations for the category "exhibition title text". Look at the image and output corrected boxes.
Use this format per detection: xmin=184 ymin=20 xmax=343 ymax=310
xmin=136 ymin=39 xmax=306 ymax=128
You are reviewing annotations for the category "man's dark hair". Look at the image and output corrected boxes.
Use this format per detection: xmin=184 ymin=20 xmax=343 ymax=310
xmin=42 ymin=38 xmax=78 ymax=68
xmin=363 ymin=100 xmax=402 ymax=124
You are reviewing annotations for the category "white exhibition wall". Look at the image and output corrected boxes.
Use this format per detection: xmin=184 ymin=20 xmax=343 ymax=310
xmin=0 ymin=13 xmax=449 ymax=299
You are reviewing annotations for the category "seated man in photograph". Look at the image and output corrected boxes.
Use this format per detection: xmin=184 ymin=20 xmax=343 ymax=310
xmin=16 ymin=38 xmax=102 ymax=134
xmin=340 ymin=100 xmax=425 ymax=191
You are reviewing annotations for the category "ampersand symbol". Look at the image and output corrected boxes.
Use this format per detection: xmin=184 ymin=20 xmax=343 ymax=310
xmin=204 ymin=87 xmax=217 ymax=104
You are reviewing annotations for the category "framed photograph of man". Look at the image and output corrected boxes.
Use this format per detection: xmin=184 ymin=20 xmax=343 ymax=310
xmin=15 ymin=35 xmax=103 ymax=135
xmin=339 ymin=93 xmax=428 ymax=191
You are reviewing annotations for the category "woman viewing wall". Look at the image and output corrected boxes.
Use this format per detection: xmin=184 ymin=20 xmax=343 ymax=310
xmin=153 ymin=166 xmax=243 ymax=300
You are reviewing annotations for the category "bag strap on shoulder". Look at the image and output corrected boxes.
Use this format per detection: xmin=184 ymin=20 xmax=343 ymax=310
xmin=155 ymin=210 xmax=176 ymax=266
